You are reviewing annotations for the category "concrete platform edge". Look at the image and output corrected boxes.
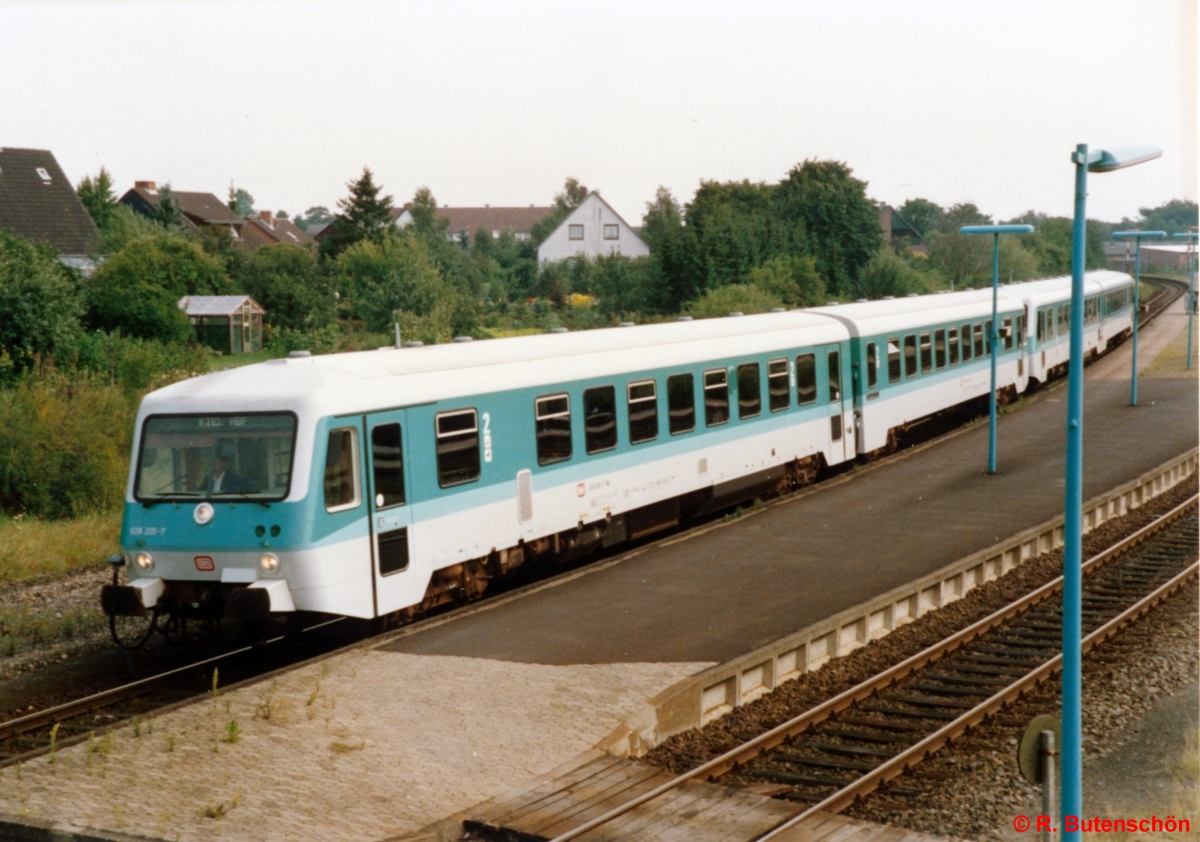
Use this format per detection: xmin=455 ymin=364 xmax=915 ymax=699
xmin=597 ymin=447 xmax=1199 ymax=757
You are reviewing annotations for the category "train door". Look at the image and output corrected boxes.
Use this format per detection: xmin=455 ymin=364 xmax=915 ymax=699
xmin=820 ymin=344 xmax=850 ymax=464
xmin=365 ymin=409 xmax=414 ymax=615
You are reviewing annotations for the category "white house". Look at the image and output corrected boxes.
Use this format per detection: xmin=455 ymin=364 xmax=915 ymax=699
xmin=537 ymin=192 xmax=650 ymax=263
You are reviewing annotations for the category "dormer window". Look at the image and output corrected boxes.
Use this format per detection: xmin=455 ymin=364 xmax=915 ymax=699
xmin=36 ymin=167 xmax=51 ymax=183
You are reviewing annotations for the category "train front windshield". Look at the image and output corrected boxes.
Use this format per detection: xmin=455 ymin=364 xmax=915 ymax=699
xmin=135 ymin=414 xmax=297 ymax=502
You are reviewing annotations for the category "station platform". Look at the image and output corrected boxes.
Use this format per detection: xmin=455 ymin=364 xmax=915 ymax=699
xmin=1 ymin=299 xmax=1194 ymax=842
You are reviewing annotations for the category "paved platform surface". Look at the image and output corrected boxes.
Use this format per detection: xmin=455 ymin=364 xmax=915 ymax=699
xmin=0 ymin=654 xmax=709 ymax=841
xmin=384 ymin=337 xmax=1197 ymax=665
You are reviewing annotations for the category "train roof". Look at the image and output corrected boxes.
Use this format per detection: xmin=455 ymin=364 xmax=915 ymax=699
xmin=139 ymin=310 xmax=851 ymax=419
xmin=1006 ymin=271 xmax=1131 ymax=307
xmin=809 ymin=287 xmax=1019 ymax=336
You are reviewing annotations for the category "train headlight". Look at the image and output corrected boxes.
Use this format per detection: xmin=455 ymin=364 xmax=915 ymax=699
xmin=135 ymin=552 xmax=154 ymax=571
xmin=194 ymin=502 xmax=214 ymax=525
xmin=259 ymin=553 xmax=280 ymax=573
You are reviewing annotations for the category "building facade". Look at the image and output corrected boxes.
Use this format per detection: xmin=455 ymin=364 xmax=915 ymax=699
xmin=536 ymin=192 xmax=649 ymax=262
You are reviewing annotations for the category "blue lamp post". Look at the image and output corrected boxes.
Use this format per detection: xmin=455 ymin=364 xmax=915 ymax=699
xmin=959 ymin=224 xmax=1034 ymax=474
xmin=1063 ymin=143 xmax=1160 ymax=840
xmin=1174 ymin=231 xmax=1197 ymax=369
xmin=1111 ymin=230 xmax=1166 ymax=404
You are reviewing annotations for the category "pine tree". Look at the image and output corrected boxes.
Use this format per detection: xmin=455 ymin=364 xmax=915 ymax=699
xmin=337 ymin=167 xmax=394 ymax=244
xmin=76 ymin=167 xmax=117 ymax=230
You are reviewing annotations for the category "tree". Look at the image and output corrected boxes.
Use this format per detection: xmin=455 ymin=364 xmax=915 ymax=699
xmin=641 ymin=187 xmax=683 ymax=254
xmin=339 ymin=167 xmax=394 ymax=242
xmin=228 ymin=187 xmax=255 ymax=218
xmin=746 ymin=255 xmax=827 ymax=307
xmin=275 ymin=210 xmax=289 ymax=220
xmin=684 ymin=284 xmax=786 ymax=318
xmin=941 ymin=202 xmax=992 ymax=231
xmin=929 ymin=229 xmax=1039 ymax=289
xmin=0 ymin=230 xmax=84 ymax=373
xmin=152 ymin=185 xmax=185 ymax=231
xmin=896 ymin=198 xmax=943 ymax=239
xmin=853 ymin=248 xmax=932 ymax=299
xmin=1124 ymin=199 xmax=1198 ymax=236
xmin=76 ymin=167 xmax=117 ymax=230
xmin=87 ymin=204 xmax=163 ymax=257
xmin=240 ymin=244 xmax=332 ymax=331
xmin=532 ymin=177 xmax=588 ymax=245
xmin=89 ymin=234 xmax=231 ymax=341
xmin=293 ymin=206 xmax=333 ymax=232
xmin=774 ymin=160 xmax=881 ymax=296
xmin=408 ymin=186 xmax=445 ymax=244
xmin=333 ymin=233 xmax=448 ymax=332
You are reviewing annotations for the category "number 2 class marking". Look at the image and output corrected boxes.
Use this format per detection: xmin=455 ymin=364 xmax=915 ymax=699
xmin=483 ymin=412 xmax=493 ymax=463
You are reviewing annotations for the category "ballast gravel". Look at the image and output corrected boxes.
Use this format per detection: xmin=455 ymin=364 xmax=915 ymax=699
xmin=845 ymin=584 xmax=1198 ymax=841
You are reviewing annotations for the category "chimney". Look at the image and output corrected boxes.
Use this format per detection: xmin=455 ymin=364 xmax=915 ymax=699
xmin=403 ymin=202 xmax=412 ymax=209
xmin=259 ymin=209 xmax=274 ymax=227
xmin=135 ymin=180 xmax=156 ymax=192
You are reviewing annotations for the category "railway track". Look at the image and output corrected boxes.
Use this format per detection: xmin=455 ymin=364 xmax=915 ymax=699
xmin=542 ymin=493 xmax=1198 ymax=842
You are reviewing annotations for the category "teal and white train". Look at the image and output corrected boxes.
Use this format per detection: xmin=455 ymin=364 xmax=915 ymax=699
xmin=102 ymin=271 xmax=1134 ymax=635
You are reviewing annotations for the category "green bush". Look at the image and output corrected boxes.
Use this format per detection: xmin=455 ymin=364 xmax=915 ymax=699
xmin=0 ymin=376 xmax=137 ymax=518
xmin=88 ymin=233 xmax=232 ymax=342
xmin=54 ymin=332 xmax=210 ymax=394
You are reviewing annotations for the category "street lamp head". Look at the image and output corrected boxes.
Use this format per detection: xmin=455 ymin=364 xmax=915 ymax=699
xmin=1080 ymin=145 xmax=1162 ymax=173
xmin=1112 ymin=230 xmax=1167 ymax=240
xmin=959 ymin=224 xmax=1035 ymax=236
xmin=1173 ymin=232 xmax=1198 ymax=241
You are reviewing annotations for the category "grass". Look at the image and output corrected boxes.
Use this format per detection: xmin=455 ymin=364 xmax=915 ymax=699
xmin=0 ymin=510 xmax=121 ymax=583
xmin=0 ymin=603 xmax=107 ymax=654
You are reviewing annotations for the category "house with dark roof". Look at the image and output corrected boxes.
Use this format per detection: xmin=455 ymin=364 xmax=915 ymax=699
xmin=0 ymin=147 xmax=99 ymax=273
xmin=120 ymin=181 xmax=246 ymax=240
xmin=242 ymin=210 xmax=314 ymax=252
xmin=879 ymin=204 xmax=929 ymax=255
xmin=392 ymin=204 xmax=552 ymax=246
xmin=536 ymin=192 xmax=649 ymax=263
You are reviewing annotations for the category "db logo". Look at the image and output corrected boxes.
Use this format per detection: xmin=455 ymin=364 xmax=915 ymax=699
xmin=194 ymin=555 xmax=215 ymax=571
xmin=577 ymin=483 xmax=586 ymax=498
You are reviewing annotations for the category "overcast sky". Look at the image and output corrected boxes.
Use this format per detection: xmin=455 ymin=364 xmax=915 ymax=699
xmin=3 ymin=0 xmax=1196 ymax=225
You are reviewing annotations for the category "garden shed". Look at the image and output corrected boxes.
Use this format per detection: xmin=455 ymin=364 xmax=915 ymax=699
xmin=178 ymin=295 xmax=265 ymax=354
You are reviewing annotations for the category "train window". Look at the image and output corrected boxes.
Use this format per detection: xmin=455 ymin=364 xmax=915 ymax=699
xmin=919 ymin=333 xmax=932 ymax=373
xmin=961 ymin=323 xmax=972 ymax=361
xmin=796 ymin=354 xmax=817 ymax=404
xmin=704 ymin=369 xmax=730 ymax=426
xmin=436 ymin=409 xmax=481 ymax=487
xmin=768 ymin=358 xmax=790 ymax=412
xmin=1018 ymin=315 xmax=1026 ymax=345
xmin=1003 ymin=317 xmax=1013 ymax=350
xmin=584 ymin=386 xmax=618 ymax=453
xmin=904 ymin=336 xmax=917 ymax=377
xmin=371 ymin=423 xmax=405 ymax=508
xmin=827 ymin=351 xmax=841 ymax=402
xmin=667 ymin=373 xmax=695 ymax=434
xmin=934 ymin=330 xmax=946 ymax=369
xmin=948 ymin=328 xmax=959 ymax=365
xmin=985 ymin=320 xmax=993 ymax=354
xmin=324 ymin=427 xmax=360 ymax=512
xmin=887 ymin=339 xmax=901 ymax=383
xmin=627 ymin=380 xmax=658 ymax=444
xmin=974 ymin=323 xmax=984 ymax=358
xmin=737 ymin=363 xmax=761 ymax=419
xmin=535 ymin=394 xmax=572 ymax=465
xmin=866 ymin=343 xmax=878 ymax=389
xmin=1037 ymin=311 xmax=1045 ymax=342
